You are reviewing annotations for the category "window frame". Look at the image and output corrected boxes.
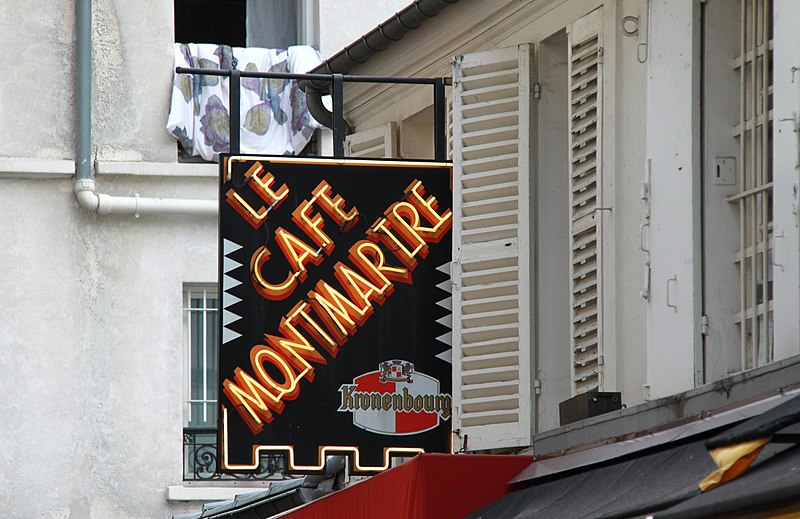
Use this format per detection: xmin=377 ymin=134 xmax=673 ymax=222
xmin=183 ymin=284 xmax=219 ymax=430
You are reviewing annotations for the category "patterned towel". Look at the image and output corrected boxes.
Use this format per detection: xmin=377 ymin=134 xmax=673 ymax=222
xmin=167 ymin=44 xmax=323 ymax=161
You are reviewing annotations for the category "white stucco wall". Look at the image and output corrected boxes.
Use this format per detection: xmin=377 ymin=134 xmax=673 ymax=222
xmin=0 ymin=1 xmax=75 ymax=159
xmin=1 ymin=0 xmax=212 ymax=513
xmin=92 ymin=0 xmax=177 ymax=162
xmin=0 ymin=173 xmax=217 ymax=518
xmin=0 ymin=0 xmax=395 ymax=516
xmin=317 ymin=0 xmax=409 ymax=60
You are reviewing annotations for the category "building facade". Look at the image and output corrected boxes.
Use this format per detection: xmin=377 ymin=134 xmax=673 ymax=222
xmin=316 ymin=0 xmax=800 ymax=455
xmin=4 ymin=0 xmax=800 ymax=517
xmin=0 ymin=1 xmax=406 ymax=518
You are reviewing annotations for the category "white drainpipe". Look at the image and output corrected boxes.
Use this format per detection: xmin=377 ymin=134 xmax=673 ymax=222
xmin=74 ymin=178 xmax=217 ymax=217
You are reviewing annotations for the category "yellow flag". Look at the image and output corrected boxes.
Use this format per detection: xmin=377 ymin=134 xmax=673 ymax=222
xmin=699 ymin=437 xmax=770 ymax=492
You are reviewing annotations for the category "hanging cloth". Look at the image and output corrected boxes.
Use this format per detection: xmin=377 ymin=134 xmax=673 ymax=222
xmin=167 ymin=43 xmax=322 ymax=161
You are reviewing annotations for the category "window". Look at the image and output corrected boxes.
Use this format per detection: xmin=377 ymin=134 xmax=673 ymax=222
xmin=731 ymin=0 xmax=774 ymax=368
xmin=174 ymin=0 xmax=315 ymax=48
xmin=701 ymin=0 xmax=774 ymax=382
xmin=448 ymin=8 xmax=607 ymax=450
xmin=182 ymin=285 xmax=220 ymax=481
xmin=183 ymin=284 xmax=218 ymax=430
xmin=170 ymin=0 xmax=321 ymax=162
xmin=174 ymin=0 xmax=246 ymax=47
xmin=182 ymin=284 xmax=287 ymax=481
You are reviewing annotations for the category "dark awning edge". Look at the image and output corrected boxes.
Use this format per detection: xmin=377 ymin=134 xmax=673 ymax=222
xmin=512 ymin=387 xmax=800 ymax=484
xmin=172 ymin=457 xmax=346 ymax=519
xmin=706 ymin=390 xmax=800 ymax=449
xmin=595 ymin=487 xmax=700 ymax=519
xmin=654 ymin=443 xmax=800 ymax=519
xmin=469 ymin=396 xmax=800 ymax=519
xmin=299 ymin=0 xmax=458 ymax=130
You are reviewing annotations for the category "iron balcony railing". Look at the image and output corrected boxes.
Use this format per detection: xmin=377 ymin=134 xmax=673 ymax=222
xmin=183 ymin=427 xmax=289 ymax=481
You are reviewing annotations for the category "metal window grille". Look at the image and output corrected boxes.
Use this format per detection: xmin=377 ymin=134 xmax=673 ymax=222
xmin=183 ymin=285 xmax=219 ymax=428
xmin=732 ymin=0 xmax=773 ymax=369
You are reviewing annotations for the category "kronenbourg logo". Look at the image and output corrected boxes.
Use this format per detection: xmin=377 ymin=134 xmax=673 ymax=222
xmin=338 ymin=360 xmax=452 ymax=436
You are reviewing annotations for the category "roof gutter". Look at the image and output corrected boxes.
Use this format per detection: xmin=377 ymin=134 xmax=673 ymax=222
xmin=73 ymin=0 xmax=216 ymax=217
xmin=301 ymin=0 xmax=458 ymax=129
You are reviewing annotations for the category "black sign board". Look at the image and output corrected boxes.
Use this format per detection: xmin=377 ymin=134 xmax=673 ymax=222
xmin=218 ymin=156 xmax=453 ymax=473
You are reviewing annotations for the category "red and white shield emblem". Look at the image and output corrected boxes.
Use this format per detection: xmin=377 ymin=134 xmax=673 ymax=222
xmin=339 ymin=360 xmax=451 ymax=436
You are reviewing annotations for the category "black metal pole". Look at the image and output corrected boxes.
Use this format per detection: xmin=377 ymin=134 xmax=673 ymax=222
xmin=434 ymin=77 xmax=446 ymax=162
xmin=176 ymin=67 xmax=440 ymax=86
xmin=230 ymin=69 xmax=241 ymax=155
xmin=332 ymin=73 xmax=345 ymax=158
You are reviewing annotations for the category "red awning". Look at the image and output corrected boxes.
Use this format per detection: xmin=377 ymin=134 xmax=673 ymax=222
xmin=280 ymin=453 xmax=531 ymax=519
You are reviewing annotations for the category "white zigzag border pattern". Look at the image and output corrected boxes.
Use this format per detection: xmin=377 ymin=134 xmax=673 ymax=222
xmin=434 ymin=262 xmax=452 ymax=364
xmin=222 ymin=239 xmax=244 ymax=345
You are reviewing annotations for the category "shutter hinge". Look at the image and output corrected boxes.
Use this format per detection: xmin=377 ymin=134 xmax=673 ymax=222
xmin=598 ymin=355 xmax=604 ymax=366
xmin=700 ymin=315 xmax=709 ymax=335
xmin=534 ymin=379 xmax=541 ymax=395
xmin=532 ymin=82 xmax=541 ymax=99
xmin=598 ymin=46 xmax=605 ymax=64
xmin=451 ymin=55 xmax=463 ymax=86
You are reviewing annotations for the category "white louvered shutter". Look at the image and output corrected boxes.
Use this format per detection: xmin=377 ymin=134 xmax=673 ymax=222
xmin=344 ymin=122 xmax=397 ymax=158
xmin=446 ymin=86 xmax=454 ymax=160
xmin=452 ymin=45 xmax=533 ymax=451
xmin=567 ymin=8 xmax=604 ymax=395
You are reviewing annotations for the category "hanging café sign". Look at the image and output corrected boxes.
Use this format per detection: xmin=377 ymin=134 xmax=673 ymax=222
xmin=218 ymin=156 xmax=453 ymax=473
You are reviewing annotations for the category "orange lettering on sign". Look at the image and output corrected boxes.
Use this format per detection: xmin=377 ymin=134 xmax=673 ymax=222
xmin=386 ymin=202 xmax=429 ymax=258
xmin=292 ymin=199 xmax=334 ymax=255
xmin=309 ymin=280 xmax=367 ymax=346
xmin=265 ymin=303 xmax=327 ymax=380
xmin=246 ymin=162 xmax=289 ymax=206
xmin=283 ymin=300 xmax=338 ymax=357
xmin=348 ymin=240 xmax=412 ymax=295
xmin=225 ymin=162 xmax=289 ymax=230
xmin=227 ymin=176 xmax=453 ymax=434
xmin=274 ymin=228 xmax=324 ymax=280
xmin=334 ymin=263 xmax=388 ymax=312
xmin=367 ymin=217 xmax=419 ymax=270
xmin=403 ymin=180 xmax=453 ymax=242
xmin=250 ymin=346 xmax=304 ymax=404
xmin=222 ymin=368 xmax=285 ymax=435
xmin=250 ymin=245 xmax=299 ymax=301
xmin=226 ymin=189 xmax=269 ymax=230
xmin=312 ymin=181 xmax=360 ymax=231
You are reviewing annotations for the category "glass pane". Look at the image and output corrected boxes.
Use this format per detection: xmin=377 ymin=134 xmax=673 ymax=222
xmin=246 ymin=0 xmax=297 ymax=48
xmin=206 ymin=309 xmax=219 ymax=425
xmin=190 ymin=311 xmax=203 ymax=402
xmin=184 ymin=288 xmax=223 ymax=435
